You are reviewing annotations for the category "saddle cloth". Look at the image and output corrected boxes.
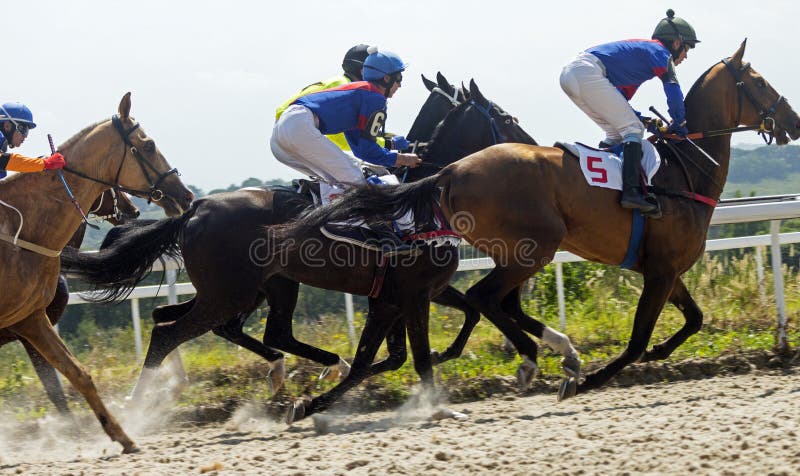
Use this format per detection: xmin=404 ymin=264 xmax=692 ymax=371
xmin=559 ymin=141 xmax=661 ymax=191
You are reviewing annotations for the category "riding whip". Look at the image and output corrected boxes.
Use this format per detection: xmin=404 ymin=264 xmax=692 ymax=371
xmin=48 ymin=133 xmax=99 ymax=230
xmin=648 ymin=107 xmax=720 ymax=166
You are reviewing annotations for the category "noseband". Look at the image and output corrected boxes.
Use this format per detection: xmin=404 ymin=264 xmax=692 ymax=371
xmin=722 ymin=58 xmax=786 ymax=144
xmin=63 ymin=114 xmax=180 ymax=203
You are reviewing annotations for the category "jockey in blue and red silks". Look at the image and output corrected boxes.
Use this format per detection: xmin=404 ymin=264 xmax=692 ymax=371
xmin=270 ymin=46 xmax=421 ymax=206
xmin=0 ymin=102 xmax=65 ymax=178
xmin=560 ymin=9 xmax=700 ymax=218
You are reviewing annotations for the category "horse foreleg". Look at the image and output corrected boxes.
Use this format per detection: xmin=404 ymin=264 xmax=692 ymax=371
xmin=21 ymin=339 xmax=70 ymax=414
xmin=574 ymin=272 xmax=676 ymax=398
xmin=213 ymin=312 xmax=286 ymax=392
xmin=430 ymin=285 xmax=480 ymax=365
xmin=405 ymin=294 xmax=434 ymax=391
xmin=287 ymin=297 xmax=400 ymax=424
xmin=260 ymin=276 xmax=341 ymax=370
xmin=640 ymin=277 xmax=703 ymax=362
xmin=9 ymin=311 xmax=136 ymax=453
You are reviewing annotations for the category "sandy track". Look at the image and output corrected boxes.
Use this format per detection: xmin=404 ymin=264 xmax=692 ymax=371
xmin=2 ymin=368 xmax=799 ymax=475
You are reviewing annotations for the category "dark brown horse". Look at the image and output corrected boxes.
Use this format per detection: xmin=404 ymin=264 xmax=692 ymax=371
xmin=59 ymin=81 xmax=536 ymax=423
xmin=0 ymin=189 xmax=139 ymax=414
xmin=283 ymin=41 xmax=800 ymax=400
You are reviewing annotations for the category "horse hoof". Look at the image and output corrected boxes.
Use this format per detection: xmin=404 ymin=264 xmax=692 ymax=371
xmin=557 ymin=378 xmax=578 ymax=402
xmin=319 ymin=358 xmax=350 ymax=382
xmin=515 ymin=357 xmax=538 ymax=392
xmin=266 ymin=358 xmax=286 ymax=394
xmin=561 ymin=356 xmax=581 ymax=380
xmin=286 ymin=396 xmax=311 ymax=425
xmin=121 ymin=442 xmax=140 ymax=454
xmin=430 ymin=349 xmax=442 ymax=366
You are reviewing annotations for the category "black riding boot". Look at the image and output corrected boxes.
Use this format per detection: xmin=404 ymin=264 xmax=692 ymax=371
xmin=620 ymin=141 xmax=660 ymax=216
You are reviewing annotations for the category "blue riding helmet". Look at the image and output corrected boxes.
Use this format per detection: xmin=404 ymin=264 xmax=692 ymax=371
xmin=0 ymin=102 xmax=36 ymax=128
xmin=362 ymin=48 xmax=407 ymax=82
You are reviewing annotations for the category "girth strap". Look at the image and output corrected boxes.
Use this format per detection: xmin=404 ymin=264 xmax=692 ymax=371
xmin=0 ymin=232 xmax=61 ymax=257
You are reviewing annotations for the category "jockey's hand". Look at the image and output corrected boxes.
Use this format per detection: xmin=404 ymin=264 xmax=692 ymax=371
xmin=391 ymin=135 xmax=411 ymax=151
xmin=394 ymin=153 xmax=421 ymax=168
xmin=667 ymin=120 xmax=689 ymax=137
xmin=643 ymin=118 xmax=661 ymax=135
xmin=43 ymin=153 xmax=66 ymax=170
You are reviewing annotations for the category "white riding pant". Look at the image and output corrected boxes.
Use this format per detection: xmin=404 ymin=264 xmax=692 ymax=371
xmin=560 ymin=52 xmax=644 ymax=145
xmin=271 ymin=104 xmax=366 ymax=203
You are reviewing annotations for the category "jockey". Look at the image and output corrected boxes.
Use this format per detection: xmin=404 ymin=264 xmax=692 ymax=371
xmin=270 ymin=46 xmax=421 ymax=205
xmin=0 ymin=102 xmax=65 ymax=179
xmin=559 ymin=9 xmax=698 ymax=217
xmin=275 ymin=44 xmax=409 ymax=157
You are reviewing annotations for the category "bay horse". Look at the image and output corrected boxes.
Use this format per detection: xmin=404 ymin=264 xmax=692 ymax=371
xmin=59 ymin=80 xmax=536 ymax=422
xmin=0 ymin=93 xmax=193 ymax=453
xmin=287 ymin=40 xmax=800 ymax=400
xmin=0 ymin=189 xmax=140 ymax=415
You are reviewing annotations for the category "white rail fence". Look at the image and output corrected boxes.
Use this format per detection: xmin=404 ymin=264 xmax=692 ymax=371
xmin=67 ymin=198 xmax=800 ymax=359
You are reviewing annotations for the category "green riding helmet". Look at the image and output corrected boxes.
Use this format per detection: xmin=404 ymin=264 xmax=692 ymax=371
xmin=652 ymin=9 xmax=700 ymax=47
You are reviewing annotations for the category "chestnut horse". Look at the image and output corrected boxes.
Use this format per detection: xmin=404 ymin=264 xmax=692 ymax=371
xmin=0 ymin=93 xmax=192 ymax=453
xmin=0 ymin=189 xmax=140 ymax=414
xmin=281 ymin=41 xmax=800 ymax=400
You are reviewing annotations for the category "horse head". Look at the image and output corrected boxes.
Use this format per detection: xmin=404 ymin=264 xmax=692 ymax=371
xmin=407 ymin=72 xmax=467 ymax=142
xmin=687 ymin=40 xmax=800 ymax=145
xmin=418 ymin=79 xmax=537 ymax=171
xmin=108 ymin=93 xmax=194 ymax=215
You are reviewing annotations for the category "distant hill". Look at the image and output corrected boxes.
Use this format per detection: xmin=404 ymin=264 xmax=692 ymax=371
xmin=723 ymin=144 xmax=800 ymax=198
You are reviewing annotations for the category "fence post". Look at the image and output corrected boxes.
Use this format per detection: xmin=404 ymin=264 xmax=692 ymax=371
xmin=345 ymin=293 xmax=355 ymax=347
xmin=555 ymin=262 xmax=566 ymax=331
xmin=755 ymin=245 xmax=766 ymax=305
xmin=131 ymin=298 xmax=143 ymax=361
xmin=769 ymin=220 xmax=789 ymax=352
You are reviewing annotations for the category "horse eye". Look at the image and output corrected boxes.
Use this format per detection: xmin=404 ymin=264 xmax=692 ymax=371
xmin=757 ymin=78 xmax=766 ymax=88
xmin=505 ymin=119 xmax=512 ymax=125
xmin=143 ymin=141 xmax=155 ymax=153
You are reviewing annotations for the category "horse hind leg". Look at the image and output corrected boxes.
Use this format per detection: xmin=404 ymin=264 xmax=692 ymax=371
xmin=500 ymin=286 xmax=581 ymax=382
xmin=639 ymin=277 xmax=702 ymax=362
xmin=9 ymin=311 xmax=136 ymax=453
xmin=429 ymin=285 xmax=480 ymax=365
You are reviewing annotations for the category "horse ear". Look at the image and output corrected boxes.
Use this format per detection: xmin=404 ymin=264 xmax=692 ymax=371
xmin=436 ymin=72 xmax=454 ymax=95
xmin=731 ymin=38 xmax=747 ymax=66
xmin=421 ymin=74 xmax=436 ymax=92
xmin=470 ymin=79 xmax=487 ymax=105
xmin=118 ymin=92 xmax=132 ymax=119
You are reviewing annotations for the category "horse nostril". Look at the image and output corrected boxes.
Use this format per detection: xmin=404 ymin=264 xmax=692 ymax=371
xmin=186 ymin=191 xmax=195 ymax=202
xmin=134 ymin=210 xmax=140 ymax=217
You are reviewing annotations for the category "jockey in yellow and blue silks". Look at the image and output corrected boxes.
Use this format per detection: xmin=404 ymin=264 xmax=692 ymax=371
xmin=0 ymin=102 xmax=65 ymax=179
xmin=270 ymin=46 xmax=421 ymax=205
xmin=560 ymin=9 xmax=698 ymax=217
xmin=275 ymin=44 xmax=393 ymax=151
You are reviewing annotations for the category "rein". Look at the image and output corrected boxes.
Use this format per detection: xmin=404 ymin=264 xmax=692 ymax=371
xmin=649 ymin=57 xmax=788 ymax=208
xmin=63 ymin=114 xmax=180 ymax=203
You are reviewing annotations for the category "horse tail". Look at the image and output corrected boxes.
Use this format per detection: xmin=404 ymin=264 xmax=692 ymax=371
xmin=278 ymin=172 xmax=447 ymax=239
xmin=60 ymin=207 xmax=197 ymax=303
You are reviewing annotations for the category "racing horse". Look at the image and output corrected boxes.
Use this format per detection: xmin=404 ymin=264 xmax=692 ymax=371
xmin=0 ymin=189 xmax=140 ymax=415
xmin=59 ymin=80 xmax=536 ymax=422
xmin=273 ymin=40 xmax=800 ymax=400
xmin=0 ymin=93 xmax=193 ymax=453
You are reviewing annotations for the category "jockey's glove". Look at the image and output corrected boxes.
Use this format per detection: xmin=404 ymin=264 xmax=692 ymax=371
xmin=43 ymin=153 xmax=66 ymax=170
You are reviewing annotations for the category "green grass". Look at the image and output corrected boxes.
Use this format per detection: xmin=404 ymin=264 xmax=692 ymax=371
xmin=1 ymin=251 xmax=798 ymax=418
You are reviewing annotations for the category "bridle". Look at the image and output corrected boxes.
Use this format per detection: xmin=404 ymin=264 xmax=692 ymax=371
xmin=63 ymin=114 xmax=180 ymax=203
xmin=88 ymin=187 xmax=123 ymax=222
xmin=656 ymin=58 xmax=790 ymax=199
xmin=722 ymin=58 xmax=786 ymax=145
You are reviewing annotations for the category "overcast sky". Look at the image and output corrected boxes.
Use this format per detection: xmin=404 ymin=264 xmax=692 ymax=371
xmin=8 ymin=0 xmax=795 ymax=192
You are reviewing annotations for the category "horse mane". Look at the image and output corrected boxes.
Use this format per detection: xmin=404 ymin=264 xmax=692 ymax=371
xmin=59 ymin=119 xmax=108 ymax=150
xmin=684 ymin=61 xmax=722 ymax=102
